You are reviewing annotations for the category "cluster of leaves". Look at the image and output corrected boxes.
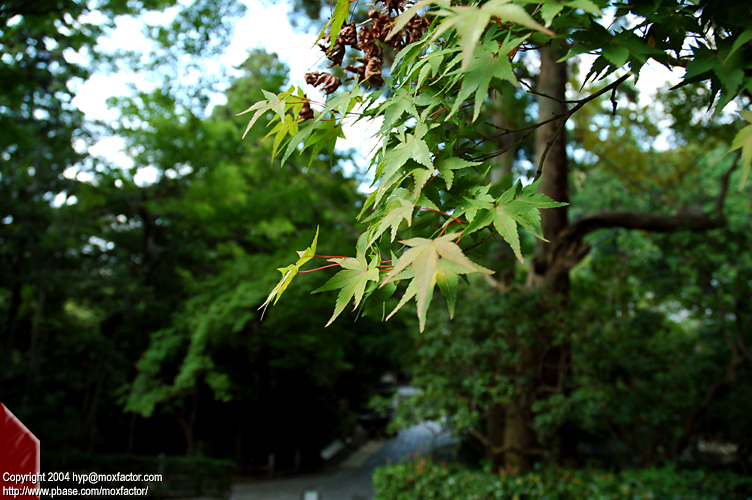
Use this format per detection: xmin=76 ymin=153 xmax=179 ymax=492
xmin=243 ymin=0 xmax=751 ymax=330
xmin=373 ymin=458 xmax=752 ymax=500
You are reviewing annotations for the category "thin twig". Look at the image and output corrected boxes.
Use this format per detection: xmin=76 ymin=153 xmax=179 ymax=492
xmin=461 ymin=231 xmax=496 ymax=252
xmin=534 ymin=72 xmax=633 ymax=182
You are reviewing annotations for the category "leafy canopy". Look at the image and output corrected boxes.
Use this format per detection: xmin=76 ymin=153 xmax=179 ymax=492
xmin=241 ymin=0 xmax=752 ymax=330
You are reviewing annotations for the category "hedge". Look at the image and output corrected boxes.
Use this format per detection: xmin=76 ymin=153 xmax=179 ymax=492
xmin=373 ymin=459 xmax=752 ymax=500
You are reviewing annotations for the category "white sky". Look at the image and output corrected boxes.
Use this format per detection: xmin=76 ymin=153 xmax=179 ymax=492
xmin=71 ymin=0 xmax=382 ymax=186
xmin=70 ymin=1 xmax=683 ymax=186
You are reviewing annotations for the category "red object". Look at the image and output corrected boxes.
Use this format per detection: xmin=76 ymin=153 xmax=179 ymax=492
xmin=1 ymin=403 xmax=40 ymax=499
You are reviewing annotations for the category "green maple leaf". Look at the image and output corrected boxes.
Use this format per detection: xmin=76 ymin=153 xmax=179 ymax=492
xmin=435 ymin=156 xmax=482 ymax=190
xmin=447 ymin=36 xmax=524 ymax=122
xmin=378 ymin=124 xmax=434 ymax=194
xmin=258 ymin=227 xmax=319 ymax=317
xmin=464 ymin=180 xmax=568 ymax=263
xmin=412 ymin=167 xmax=434 ymax=198
xmin=313 ymin=250 xmax=380 ymax=326
xmin=367 ymin=198 xmax=415 ymax=246
xmin=264 ymin=115 xmax=299 ymax=160
xmin=387 ymin=0 xmax=449 ymax=41
xmin=431 ymin=0 xmax=553 ymax=71
xmin=378 ymin=88 xmax=421 ymax=134
xmin=454 ymin=184 xmax=495 ymax=223
xmin=728 ymin=111 xmax=752 ymax=189
xmin=237 ymin=89 xmax=289 ymax=139
xmin=315 ymin=0 xmax=351 ymax=50
xmin=382 ymin=233 xmax=492 ymax=331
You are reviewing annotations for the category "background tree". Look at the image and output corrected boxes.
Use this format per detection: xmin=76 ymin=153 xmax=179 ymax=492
xmin=246 ymin=0 xmax=752 ymax=473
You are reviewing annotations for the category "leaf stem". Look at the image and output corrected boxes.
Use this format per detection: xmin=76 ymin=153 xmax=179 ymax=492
xmin=299 ymin=263 xmax=341 ymax=273
xmin=417 ymin=206 xmax=465 ymax=224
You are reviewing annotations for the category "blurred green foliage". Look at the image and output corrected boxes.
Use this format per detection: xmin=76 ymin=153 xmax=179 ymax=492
xmin=374 ymin=458 xmax=752 ymax=500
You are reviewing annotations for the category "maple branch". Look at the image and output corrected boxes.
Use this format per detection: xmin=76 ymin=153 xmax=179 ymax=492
xmin=468 ymin=428 xmax=508 ymax=456
xmin=477 ymin=74 xmax=633 ymax=167
xmin=534 ymin=72 xmax=633 ymax=182
xmin=519 ymin=79 xmax=579 ymax=104
xmin=548 ymin=166 xmax=735 ymax=275
xmin=417 ymin=206 xmax=464 ymax=224
xmin=461 ymin=231 xmax=496 ymax=252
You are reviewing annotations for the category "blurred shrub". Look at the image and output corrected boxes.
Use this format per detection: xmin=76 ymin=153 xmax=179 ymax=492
xmin=373 ymin=458 xmax=752 ymax=500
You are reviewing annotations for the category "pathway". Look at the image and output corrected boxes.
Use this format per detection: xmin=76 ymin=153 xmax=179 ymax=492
xmin=230 ymin=422 xmax=455 ymax=500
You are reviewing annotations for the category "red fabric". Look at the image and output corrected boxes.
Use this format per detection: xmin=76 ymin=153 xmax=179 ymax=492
xmin=1 ymin=403 xmax=40 ymax=499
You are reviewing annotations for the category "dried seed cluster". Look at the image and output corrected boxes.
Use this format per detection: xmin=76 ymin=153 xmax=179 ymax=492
xmin=302 ymin=0 xmax=429 ymax=118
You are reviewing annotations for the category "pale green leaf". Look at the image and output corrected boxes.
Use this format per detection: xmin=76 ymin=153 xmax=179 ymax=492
xmin=368 ymin=198 xmax=415 ymax=246
xmin=563 ymin=0 xmax=603 ymax=15
xmin=728 ymin=122 xmax=752 ymax=189
xmin=382 ymin=233 xmax=492 ymax=331
xmin=259 ymin=227 xmax=319 ymax=316
xmin=313 ymin=250 xmax=379 ymax=326
xmin=541 ymin=3 xmax=564 ymax=27
xmin=482 ymin=0 xmax=554 ymax=36
xmin=435 ymin=260 xmax=459 ymax=318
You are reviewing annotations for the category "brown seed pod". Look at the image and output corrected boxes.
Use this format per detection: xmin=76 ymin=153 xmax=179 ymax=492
xmin=339 ymin=23 xmax=358 ymax=46
xmin=377 ymin=0 xmax=408 ymax=15
xmin=299 ymin=100 xmax=314 ymax=121
xmin=304 ymin=72 xmax=342 ymax=94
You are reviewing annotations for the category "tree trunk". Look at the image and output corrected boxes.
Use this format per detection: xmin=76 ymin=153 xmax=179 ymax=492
xmin=501 ymin=46 xmax=569 ymax=473
xmin=486 ymin=403 xmax=505 ymax=470
xmin=528 ymin=46 xmax=570 ymax=293
xmin=175 ymin=394 xmax=198 ymax=456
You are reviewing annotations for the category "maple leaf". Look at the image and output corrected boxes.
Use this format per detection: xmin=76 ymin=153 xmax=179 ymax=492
xmin=434 ymin=258 xmax=483 ymax=319
xmin=376 ymin=123 xmax=434 ymax=200
xmin=314 ymin=0 xmax=351 ymax=49
xmin=453 ymin=184 xmax=495 ymax=223
xmin=446 ymin=37 xmax=523 ymax=122
xmin=378 ymin=88 xmax=420 ymax=134
xmin=237 ymin=89 xmax=289 ymax=139
xmin=382 ymin=233 xmax=492 ymax=331
xmin=464 ymin=179 xmax=568 ymax=263
xmin=367 ymin=198 xmax=415 ymax=246
xmin=313 ymin=250 xmax=380 ymax=326
xmin=435 ymin=156 xmax=482 ymax=190
xmin=258 ymin=227 xmax=319 ymax=317
xmin=431 ymin=0 xmax=553 ymax=71
xmin=728 ymin=111 xmax=752 ymax=189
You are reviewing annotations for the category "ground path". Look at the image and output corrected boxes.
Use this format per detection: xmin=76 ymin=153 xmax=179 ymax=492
xmin=230 ymin=422 xmax=455 ymax=500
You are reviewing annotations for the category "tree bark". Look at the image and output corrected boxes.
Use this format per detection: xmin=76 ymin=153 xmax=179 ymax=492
xmin=486 ymin=403 xmax=505 ymax=470
xmin=499 ymin=46 xmax=569 ymax=473
xmin=528 ymin=46 xmax=570 ymax=294
xmin=175 ymin=394 xmax=199 ymax=456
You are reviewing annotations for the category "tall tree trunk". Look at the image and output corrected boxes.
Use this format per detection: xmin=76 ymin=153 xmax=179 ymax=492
xmin=502 ymin=46 xmax=569 ymax=473
xmin=175 ymin=394 xmax=198 ymax=456
xmin=486 ymin=403 xmax=505 ymax=470
xmin=26 ymin=285 xmax=46 ymax=392
xmin=528 ymin=46 xmax=570 ymax=293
